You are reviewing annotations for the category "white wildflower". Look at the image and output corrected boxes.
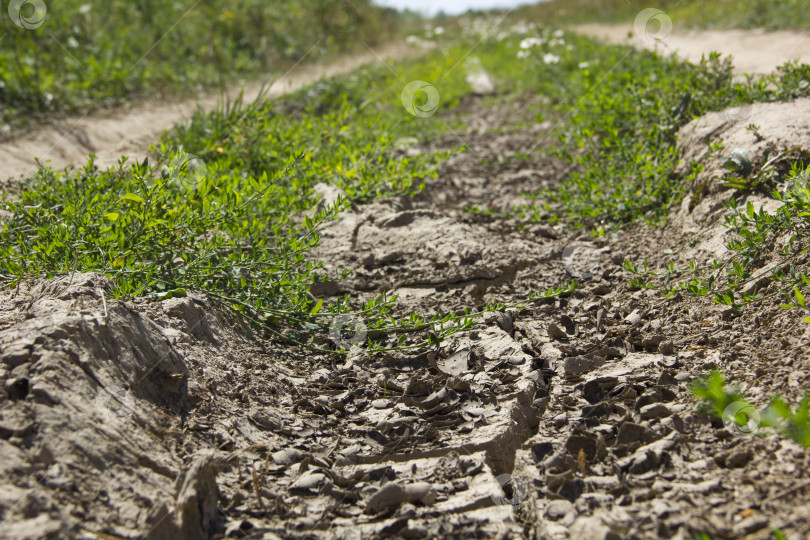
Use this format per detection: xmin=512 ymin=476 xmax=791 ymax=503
xmin=542 ymin=53 xmax=561 ymax=64
xmin=517 ymin=50 xmax=531 ymax=60
xmin=519 ymin=37 xmax=543 ymax=50
xmin=578 ymin=61 xmax=590 ymax=69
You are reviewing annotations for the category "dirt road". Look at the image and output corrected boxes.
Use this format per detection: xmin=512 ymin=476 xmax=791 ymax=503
xmin=2 ymin=22 xmax=810 ymax=540
xmin=2 ymin=25 xmax=807 ymax=183
xmin=4 ymin=85 xmax=810 ymax=539
xmin=0 ymin=43 xmax=417 ymax=182
xmin=574 ymin=23 xmax=810 ymax=74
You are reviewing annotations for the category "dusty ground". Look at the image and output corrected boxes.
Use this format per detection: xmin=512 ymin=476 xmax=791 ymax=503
xmin=2 ymin=26 xmax=810 ymax=540
xmin=574 ymin=23 xmax=810 ymax=75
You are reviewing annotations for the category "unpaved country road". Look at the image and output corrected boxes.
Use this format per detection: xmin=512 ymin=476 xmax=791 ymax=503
xmin=2 ymin=26 xmax=807 ymax=183
xmin=574 ymin=23 xmax=810 ymax=74
xmin=0 ymin=43 xmax=418 ymax=182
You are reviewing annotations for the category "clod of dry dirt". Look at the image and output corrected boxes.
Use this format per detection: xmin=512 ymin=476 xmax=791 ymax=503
xmin=678 ymin=97 xmax=810 ymax=193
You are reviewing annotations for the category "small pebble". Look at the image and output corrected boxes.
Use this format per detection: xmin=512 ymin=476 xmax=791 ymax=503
xmin=545 ymin=499 xmax=574 ymax=521
xmin=372 ymin=399 xmax=392 ymax=409
xmin=625 ymin=309 xmax=642 ymax=326
xmin=640 ymin=403 xmax=672 ymax=420
xmin=548 ymin=323 xmax=568 ymax=340
xmin=658 ymin=340 xmax=675 ymax=354
xmin=506 ymin=355 xmax=526 ymax=365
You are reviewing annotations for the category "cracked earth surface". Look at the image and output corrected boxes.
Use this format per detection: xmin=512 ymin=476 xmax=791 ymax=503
xmin=2 ymin=93 xmax=810 ymax=540
xmin=3 ymin=30 xmax=810 ymax=540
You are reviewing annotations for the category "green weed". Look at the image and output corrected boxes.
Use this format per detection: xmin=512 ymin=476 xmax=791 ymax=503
xmin=0 ymin=0 xmax=402 ymax=125
xmin=517 ymin=0 xmax=810 ymax=30
xmin=624 ymin=163 xmax=810 ymax=316
xmin=692 ymin=371 xmax=810 ymax=447
xmin=0 ymin=28 xmax=577 ymax=354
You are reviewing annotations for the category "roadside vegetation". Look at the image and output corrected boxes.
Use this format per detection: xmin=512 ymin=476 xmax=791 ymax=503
xmin=693 ymin=371 xmax=810 ymax=447
xmin=462 ymin=26 xmax=810 ymax=227
xmin=518 ymin=0 xmax=810 ymax=30
xmin=0 ymin=0 xmax=404 ymax=126
xmin=0 ymin=28 xmax=579 ymax=354
xmin=624 ymin=162 xmax=810 ymax=316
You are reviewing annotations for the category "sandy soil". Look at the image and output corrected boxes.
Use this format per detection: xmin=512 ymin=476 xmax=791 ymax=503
xmin=0 ymin=43 xmax=418 ymax=183
xmin=573 ymin=23 xmax=810 ymax=75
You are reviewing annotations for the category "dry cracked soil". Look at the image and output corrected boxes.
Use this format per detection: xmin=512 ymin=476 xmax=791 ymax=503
xmin=3 ymin=43 xmax=810 ymax=540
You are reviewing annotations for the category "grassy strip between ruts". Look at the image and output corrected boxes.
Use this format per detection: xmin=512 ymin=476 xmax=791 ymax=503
xmin=453 ymin=21 xmax=810 ymax=227
xmin=0 ymin=18 xmax=809 ymax=355
xmin=0 ymin=0 xmax=405 ymax=127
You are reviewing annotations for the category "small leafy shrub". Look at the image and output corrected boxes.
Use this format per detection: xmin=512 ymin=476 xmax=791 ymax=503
xmin=692 ymin=371 xmax=810 ymax=447
xmin=624 ymin=164 xmax=810 ymax=316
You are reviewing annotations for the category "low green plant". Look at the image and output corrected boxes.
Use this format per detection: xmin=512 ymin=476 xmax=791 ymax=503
xmin=516 ymin=0 xmax=810 ymax=30
xmin=0 ymin=150 xmax=485 ymax=353
xmin=450 ymin=23 xmax=810 ymax=227
xmin=691 ymin=371 xmax=810 ymax=447
xmin=0 ymin=0 xmax=403 ymax=125
xmin=0 ymin=30 xmax=578 ymax=354
xmin=624 ymin=163 xmax=810 ymax=316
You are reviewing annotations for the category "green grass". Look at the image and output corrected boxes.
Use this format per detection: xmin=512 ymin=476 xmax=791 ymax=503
xmin=516 ymin=0 xmax=810 ymax=30
xmin=0 ymin=29 xmax=575 ymax=353
xmin=455 ymin=24 xmax=810 ymax=227
xmin=0 ymin=0 xmax=403 ymax=126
